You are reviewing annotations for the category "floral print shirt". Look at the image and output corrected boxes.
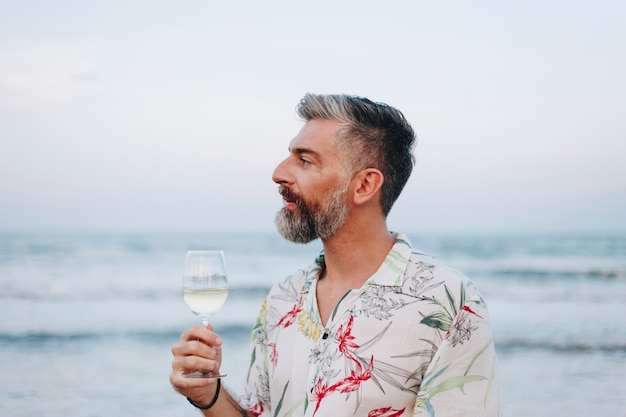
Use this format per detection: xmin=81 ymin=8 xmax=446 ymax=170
xmin=240 ymin=233 xmax=499 ymax=417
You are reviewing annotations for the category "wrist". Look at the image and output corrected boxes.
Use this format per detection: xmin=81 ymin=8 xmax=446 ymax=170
xmin=187 ymin=378 xmax=221 ymax=410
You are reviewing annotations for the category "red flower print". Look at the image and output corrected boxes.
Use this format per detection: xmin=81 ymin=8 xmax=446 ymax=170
xmin=311 ymin=378 xmax=332 ymax=417
xmin=368 ymin=406 xmax=406 ymax=417
xmin=268 ymin=342 xmax=278 ymax=367
xmin=335 ymin=315 xmax=360 ymax=364
xmin=249 ymin=402 xmax=264 ymax=417
xmin=461 ymin=305 xmax=483 ymax=319
xmin=333 ymin=355 xmax=374 ymax=394
xmin=276 ymin=297 xmax=302 ymax=328
xmin=311 ymin=318 xmax=378 ymax=416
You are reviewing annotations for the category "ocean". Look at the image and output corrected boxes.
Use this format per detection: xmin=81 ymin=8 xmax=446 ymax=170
xmin=1 ymin=230 xmax=625 ymax=417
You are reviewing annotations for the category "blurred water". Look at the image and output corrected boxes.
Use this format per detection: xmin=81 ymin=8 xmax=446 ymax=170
xmin=1 ymin=231 xmax=625 ymax=416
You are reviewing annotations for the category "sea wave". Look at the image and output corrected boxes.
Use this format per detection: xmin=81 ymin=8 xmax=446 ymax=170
xmin=496 ymin=338 xmax=626 ymax=354
xmin=487 ymin=267 xmax=626 ymax=281
xmin=2 ymin=327 xmax=625 ymax=355
xmin=0 ymin=284 xmax=273 ymax=301
xmin=0 ymin=324 xmax=254 ymax=347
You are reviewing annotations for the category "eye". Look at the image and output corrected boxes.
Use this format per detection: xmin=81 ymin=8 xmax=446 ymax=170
xmin=299 ymin=157 xmax=310 ymax=166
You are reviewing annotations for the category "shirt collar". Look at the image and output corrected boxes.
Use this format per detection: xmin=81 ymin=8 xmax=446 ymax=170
xmin=301 ymin=232 xmax=413 ymax=293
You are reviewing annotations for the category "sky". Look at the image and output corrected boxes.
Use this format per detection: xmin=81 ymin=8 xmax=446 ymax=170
xmin=1 ymin=0 xmax=625 ymax=234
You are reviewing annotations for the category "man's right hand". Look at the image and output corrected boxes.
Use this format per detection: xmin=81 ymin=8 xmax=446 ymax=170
xmin=170 ymin=324 xmax=224 ymax=406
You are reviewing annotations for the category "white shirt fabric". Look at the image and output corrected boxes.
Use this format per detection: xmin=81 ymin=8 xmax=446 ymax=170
xmin=240 ymin=233 xmax=500 ymax=417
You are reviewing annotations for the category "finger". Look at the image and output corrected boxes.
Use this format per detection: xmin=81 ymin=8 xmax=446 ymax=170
xmin=180 ymin=325 xmax=223 ymax=347
xmin=169 ymin=369 xmax=214 ymax=391
xmin=169 ymin=371 xmax=221 ymax=410
xmin=179 ymin=324 xmax=210 ymax=341
xmin=172 ymin=339 xmax=219 ymax=359
xmin=172 ymin=354 xmax=221 ymax=375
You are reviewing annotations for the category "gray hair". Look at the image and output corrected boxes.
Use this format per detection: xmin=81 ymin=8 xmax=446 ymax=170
xmin=296 ymin=93 xmax=416 ymax=217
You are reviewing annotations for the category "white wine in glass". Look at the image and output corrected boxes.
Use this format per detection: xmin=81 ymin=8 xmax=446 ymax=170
xmin=182 ymin=250 xmax=229 ymax=379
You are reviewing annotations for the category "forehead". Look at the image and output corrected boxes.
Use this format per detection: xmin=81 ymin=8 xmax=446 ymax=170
xmin=288 ymin=119 xmax=342 ymax=156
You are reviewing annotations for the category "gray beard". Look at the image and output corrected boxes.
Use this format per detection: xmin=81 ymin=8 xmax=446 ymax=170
xmin=275 ymin=187 xmax=349 ymax=244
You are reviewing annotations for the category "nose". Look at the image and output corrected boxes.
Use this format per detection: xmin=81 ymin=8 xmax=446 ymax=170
xmin=272 ymin=157 xmax=291 ymax=185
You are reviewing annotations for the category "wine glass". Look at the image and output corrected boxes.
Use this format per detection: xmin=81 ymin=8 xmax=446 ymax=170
xmin=182 ymin=250 xmax=229 ymax=379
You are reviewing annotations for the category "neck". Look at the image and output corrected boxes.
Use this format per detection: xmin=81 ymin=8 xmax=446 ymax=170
xmin=319 ymin=216 xmax=395 ymax=290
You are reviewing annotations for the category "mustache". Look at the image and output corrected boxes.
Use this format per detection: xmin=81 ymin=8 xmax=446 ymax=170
xmin=278 ymin=185 xmax=311 ymax=213
xmin=278 ymin=185 xmax=299 ymax=201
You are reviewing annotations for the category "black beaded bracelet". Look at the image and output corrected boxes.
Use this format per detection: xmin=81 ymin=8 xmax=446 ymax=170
xmin=186 ymin=378 xmax=221 ymax=410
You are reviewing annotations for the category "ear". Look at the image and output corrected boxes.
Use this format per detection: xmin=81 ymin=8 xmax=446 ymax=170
xmin=351 ymin=168 xmax=384 ymax=206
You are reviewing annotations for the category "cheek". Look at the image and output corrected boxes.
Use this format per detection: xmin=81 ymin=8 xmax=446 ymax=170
xmin=298 ymin=170 xmax=345 ymax=201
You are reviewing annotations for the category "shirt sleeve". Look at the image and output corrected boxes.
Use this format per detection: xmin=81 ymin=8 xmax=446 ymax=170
xmin=239 ymin=298 xmax=272 ymax=417
xmin=413 ymin=299 xmax=500 ymax=417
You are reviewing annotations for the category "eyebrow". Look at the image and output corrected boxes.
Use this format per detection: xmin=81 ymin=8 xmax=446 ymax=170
xmin=289 ymin=147 xmax=320 ymax=157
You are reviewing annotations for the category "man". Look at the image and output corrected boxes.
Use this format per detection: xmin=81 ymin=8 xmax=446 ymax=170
xmin=170 ymin=94 xmax=500 ymax=416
